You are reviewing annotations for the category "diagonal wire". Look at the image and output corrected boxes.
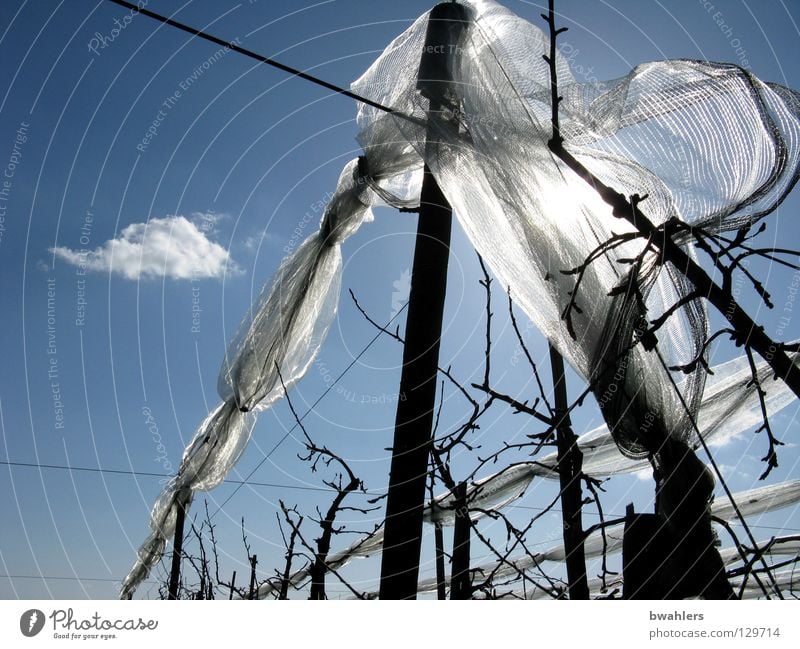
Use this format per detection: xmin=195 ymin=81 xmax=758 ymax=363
xmin=0 ymin=460 xmax=340 ymax=493
xmin=0 ymin=573 xmax=155 ymax=584
xmin=103 ymin=0 xmax=410 ymax=118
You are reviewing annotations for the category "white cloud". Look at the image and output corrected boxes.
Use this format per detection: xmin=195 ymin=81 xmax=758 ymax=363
xmin=51 ymin=215 xmax=237 ymax=280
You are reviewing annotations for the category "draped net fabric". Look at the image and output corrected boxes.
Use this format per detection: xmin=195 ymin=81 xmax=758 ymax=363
xmin=349 ymin=0 xmax=800 ymax=460
xmin=480 ymin=570 xmax=799 ymax=600
xmin=120 ymin=401 xmax=257 ymax=599
xmin=217 ymin=156 xmax=422 ymax=412
xmin=121 ymin=0 xmax=800 ymax=597
xmin=429 ymin=481 xmax=800 ymax=597
xmin=341 ymin=479 xmax=800 ymax=600
xmin=424 ymin=351 xmax=797 ymax=527
xmin=121 ymin=154 xmax=422 ymax=597
xmin=420 ymin=535 xmax=800 ymax=598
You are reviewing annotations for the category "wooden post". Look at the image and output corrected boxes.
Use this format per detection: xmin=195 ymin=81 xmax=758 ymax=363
xmin=549 ymin=345 xmax=589 ymax=599
xmin=450 ymin=482 xmax=471 ymax=600
xmin=167 ymin=489 xmax=189 ymax=600
xmin=248 ymin=554 xmax=258 ymax=600
xmin=622 ymin=503 xmax=669 ymax=599
xmin=434 ymin=522 xmax=447 ymax=600
xmin=229 ymin=570 xmax=237 ymax=600
xmin=379 ymin=2 xmax=471 ymax=600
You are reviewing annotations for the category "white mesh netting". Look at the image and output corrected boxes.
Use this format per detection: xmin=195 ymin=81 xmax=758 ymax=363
xmin=348 ymin=0 xmax=800 ymax=460
xmin=121 ymin=154 xmax=421 ymax=598
xmin=423 ymin=351 xmax=797 ymax=528
xmin=263 ymin=476 xmax=800 ymax=599
xmin=121 ymin=0 xmax=800 ymax=598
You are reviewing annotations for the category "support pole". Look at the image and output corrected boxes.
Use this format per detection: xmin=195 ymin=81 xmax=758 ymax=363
xmin=434 ymin=522 xmax=447 ymax=600
xmin=248 ymin=554 xmax=258 ymax=600
xmin=229 ymin=570 xmax=237 ymax=600
xmin=379 ymin=2 xmax=471 ymax=600
xmin=167 ymin=490 xmax=189 ymax=600
xmin=549 ymin=345 xmax=589 ymax=599
xmin=379 ymin=157 xmax=452 ymax=599
xmin=450 ymin=482 xmax=472 ymax=600
xmin=622 ymin=503 xmax=669 ymax=599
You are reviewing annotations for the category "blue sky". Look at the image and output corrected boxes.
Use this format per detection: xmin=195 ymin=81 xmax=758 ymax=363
xmin=1 ymin=0 xmax=799 ymax=599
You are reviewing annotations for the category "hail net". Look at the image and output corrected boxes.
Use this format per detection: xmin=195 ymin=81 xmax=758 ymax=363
xmin=121 ymin=0 xmax=800 ymax=597
xmin=264 ymin=478 xmax=800 ymax=599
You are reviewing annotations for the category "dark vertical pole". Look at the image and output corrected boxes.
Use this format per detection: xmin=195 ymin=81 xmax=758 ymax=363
xmin=167 ymin=490 xmax=189 ymax=600
xmin=379 ymin=157 xmax=452 ymax=599
xmin=248 ymin=554 xmax=258 ymax=600
xmin=623 ymin=503 xmax=660 ymax=599
xmin=549 ymin=345 xmax=590 ymax=599
xmin=450 ymin=482 xmax=472 ymax=600
xmin=434 ymin=522 xmax=447 ymax=600
xmin=229 ymin=570 xmax=237 ymax=600
xmin=379 ymin=2 xmax=471 ymax=600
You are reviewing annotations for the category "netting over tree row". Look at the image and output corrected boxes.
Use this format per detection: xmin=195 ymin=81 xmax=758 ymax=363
xmin=121 ymin=0 xmax=800 ymax=598
xmin=256 ymin=478 xmax=800 ymax=599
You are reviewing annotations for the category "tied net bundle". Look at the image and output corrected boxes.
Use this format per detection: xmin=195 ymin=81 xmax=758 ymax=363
xmin=121 ymin=153 xmax=422 ymax=598
xmin=420 ymin=482 xmax=800 ymax=599
xmin=121 ymin=401 xmax=256 ymax=599
xmin=217 ymin=154 xmax=423 ymax=412
xmin=482 ymin=569 xmax=799 ymax=600
xmin=122 ymin=0 xmax=800 ymax=597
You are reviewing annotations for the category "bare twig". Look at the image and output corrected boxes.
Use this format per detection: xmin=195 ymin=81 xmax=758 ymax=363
xmin=744 ymin=346 xmax=784 ymax=480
